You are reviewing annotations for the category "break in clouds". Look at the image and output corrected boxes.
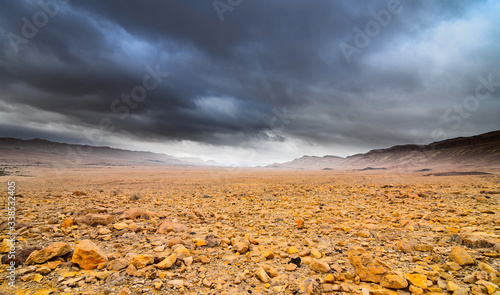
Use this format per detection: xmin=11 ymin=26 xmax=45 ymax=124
xmin=1 ymin=0 xmax=499 ymax=165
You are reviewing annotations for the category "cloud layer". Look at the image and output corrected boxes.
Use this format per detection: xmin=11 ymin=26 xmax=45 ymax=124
xmin=1 ymin=0 xmax=499 ymax=165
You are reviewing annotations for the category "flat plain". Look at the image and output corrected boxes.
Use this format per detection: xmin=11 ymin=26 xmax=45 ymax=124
xmin=1 ymin=166 xmax=499 ymax=295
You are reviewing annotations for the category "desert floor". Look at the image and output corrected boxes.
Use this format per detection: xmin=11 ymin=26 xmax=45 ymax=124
xmin=0 ymin=166 xmax=499 ymax=295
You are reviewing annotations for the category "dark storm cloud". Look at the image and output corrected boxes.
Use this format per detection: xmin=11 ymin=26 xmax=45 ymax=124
xmin=1 ymin=0 xmax=499 ymax=159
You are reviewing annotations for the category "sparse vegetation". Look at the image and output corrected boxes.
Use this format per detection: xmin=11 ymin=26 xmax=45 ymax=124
xmin=130 ymin=193 xmax=141 ymax=201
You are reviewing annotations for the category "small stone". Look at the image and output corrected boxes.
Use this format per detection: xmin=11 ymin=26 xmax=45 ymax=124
xmin=153 ymin=279 xmax=163 ymax=290
xmin=199 ymin=255 xmax=210 ymax=264
xmin=173 ymin=245 xmax=190 ymax=259
xmin=118 ymin=287 xmax=132 ymax=295
xmin=157 ymin=253 xmax=176 ymax=269
xmin=325 ymin=274 xmax=335 ymax=283
xmin=0 ymin=239 xmax=13 ymax=254
xmin=310 ymin=259 xmax=331 ymax=273
xmin=409 ymin=285 xmax=424 ymax=295
xmin=36 ymin=265 xmax=52 ymax=275
xmin=167 ymin=279 xmax=184 ymax=287
xmin=289 ymin=246 xmax=299 ymax=255
xmin=61 ymin=218 xmax=74 ymax=229
xmin=195 ymin=239 xmax=206 ymax=247
xmin=262 ymin=250 xmax=274 ymax=259
xmin=25 ymin=242 xmax=71 ymax=265
xmin=233 ymin=242 xmax=249 ymax=254
xmin=286 ymin=264 xmax=297 ymax=271
xmin=445 ymin=262 xmax=462 ymax=271
xmin=261 ymin=265 xmax=279 ymax=277
xmin=113 ymin=222 xmax=128 ymax=230
xmin=449 ymin=246 xmax=474 ymax=266
xmin=256 ymin=266 xmax=270 ymax=283
xmin=464 ymin=274 xmax=477 ymax=283
xmin=414 ymin=244 xmax=434 ymax=252
xmin=478 ymin=262 xmax=499 ymax=275
xmin=302 ymin=277 xmax=321 ymax=295
xmin=380 ymin=274 xmax=409 ymax=289
xmin=72 ymin=240 xmax=108 ymax=270
xmin=476 ymin=280 xmax=498 ymax=294
xmin=130 ymin=254 xmax=154 ymax=269
xmin=447 ymin=281 xmax=461 ymax=292
xmin=453 ymin=288 xmax=468 ymax=295
xmin=348 ymin=247 xmax=391 ymax=283
xmin=310 ymin=249 xmax=322 ymax=259
xmin=109 ymin=258 xmax=128 ymax=271
xmin=405 ymin=274 xmax=428 ymax=289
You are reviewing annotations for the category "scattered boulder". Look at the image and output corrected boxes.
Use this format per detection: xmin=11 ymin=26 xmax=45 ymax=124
xmin=72 ymin=240 xmax=108 ymax=270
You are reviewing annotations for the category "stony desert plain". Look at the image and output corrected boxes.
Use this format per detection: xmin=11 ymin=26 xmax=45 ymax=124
xmin=1 ymin=165 xmax=499 ymax=295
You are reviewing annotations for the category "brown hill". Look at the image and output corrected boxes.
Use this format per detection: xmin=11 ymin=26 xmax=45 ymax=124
xmin=0 ymin=138 xmax=215 ymax=168
xmin=269 ymin=130 xmax=500 ymax=171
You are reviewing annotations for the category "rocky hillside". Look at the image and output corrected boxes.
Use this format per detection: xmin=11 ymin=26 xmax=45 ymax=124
xmin=270 ymin=130 xmax=500 ymax=170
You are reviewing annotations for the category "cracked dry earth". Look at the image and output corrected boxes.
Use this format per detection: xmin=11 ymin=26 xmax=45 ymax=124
xmin=0 ymin=167 xmax=499 ymax=295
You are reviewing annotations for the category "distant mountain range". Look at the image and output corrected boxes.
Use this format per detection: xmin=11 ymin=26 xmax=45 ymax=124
xmin=0 ymin=138 xmax=216 ymax=167
xmin=268 ymin=130 xmax=500 ymax=171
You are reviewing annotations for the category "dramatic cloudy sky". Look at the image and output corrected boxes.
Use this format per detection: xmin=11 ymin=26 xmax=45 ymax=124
xmin=1 ymin=0 xmax=499 ymax=165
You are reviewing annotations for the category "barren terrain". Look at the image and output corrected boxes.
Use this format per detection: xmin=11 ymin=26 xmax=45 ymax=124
xmin=1 ymin=166 xmax=499 ymax=295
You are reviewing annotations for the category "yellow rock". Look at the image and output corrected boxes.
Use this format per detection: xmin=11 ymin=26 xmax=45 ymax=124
xmin=325 ymin=274 xmax=335 ymax=283
xmin=33 ymin=273 xmax=43 ymax=282
xmin=347 ymin=247 xmax=391 ymax=283
xmin=195 ymin=239 xmax=206 ymax=247
xmin=380 ymin=274 xmax=409 ymax=289
xmin=476 ymin=280 xmax=498 ymax=294
xmin=0 ymin=239 xmax=12 ymax=254
xmin=447 ymin=281 xmax=461 ymax=292
xmin=71 ymin=240 xmax=108 ymax=270
xmin=262 ymin=250 xmax=274 ymax=259
xmin=409 ymin=285 xmax=424 ymax=295
xmin=405 ymin=273 xmax=428 ymax=289
xmin=130 ymin=254 xmax=154 ymax=269
xmin=113 ymin=222 xmax=128 ymax=230
xmin=289 ymin=246 xmax=299 ymax=254
xmin=32 ymin=289 xmax=55 ymax=295
xmin=310 ymin=249 xmax=322 ymax=259
xmin=61 ymin=218 xmax=73 ymax=229
xmin=449 ymin=246 xmax=474 ymax=266
xmin=157 ymin=253 xmax=177 ymax=269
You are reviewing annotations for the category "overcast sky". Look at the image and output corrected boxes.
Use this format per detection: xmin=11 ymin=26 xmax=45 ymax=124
xmin=1 ymin=0 xmax=499 ymax=166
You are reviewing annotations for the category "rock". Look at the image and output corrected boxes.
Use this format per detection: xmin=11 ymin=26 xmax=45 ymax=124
xmin=310 ymin=249 xmax=322 ymax=259
xmin=113 ymin=222 xmax=128 ymax=230
xmin=36 ymin=265 xmax=52 ymax=275
xmin=167 ymin=237 xmax=183 ymax=247
xmin=325 ymin=274 xmax=335 ymax=283
xmin=348 ymin=247 xmax=391 ymax=283
xmin=261 ymin=265 xmax=278 ymax=277
xmin=118 ymin=287 xmax=132 ymax=295
xmin=61 ymin=218 xmax=74 ymax=228
xmin=157 ymin=221 xmax=187 ymax=234
xmin=414 ymin=244 xmax=434 ymax=252
xmin=476 ymin=280 xmax=498 ymax=294
xmin=453 ymin=288 xmax=469 ymax=295
xmin=173 ymin=245 xmax=190 ymax=259
xmin=0 ymin=239 xmax=12 ymax=253
xmin=256 ymin=266 xmax=270 ymax=283
xmin=447 ymin=281 xmax=461 ymax=292
xmin=450 ymin=246 xmax=474 ymax=266
xmin=130 ymin=254 xmax=154 ymax=269
xmin=109 ymin=258 xmax=129 ymax=271
xmin=121 ymin=208 xmax=144 ymax=219
xmin=302 ymin=277 xmax=321 ymax=295
xmin=289 ymin=246 xmax=299 ymax=254
xmin=233 ymin=242 xmax=249 ymax=254
xmin=25 ymin=242 xmax=71 ymax=265
xmin=2 ymin=247 xmax=42 ymax=266
xmin=72 ymin=240 xmax=108 ymax=270
xmin=262 ymin=250 xmax=274 ymax=259
xmin=380 ymin=274 xmax=409 ymax=289
xmin=286 ymin=264 xmax=297 ymax=271
xmin=405 ymin=273 xmax=428 ymax=289
xmin=199 ymin=255 xmax=210 ymax=264
xmin=76 ymin=214 xmax=115 ymax=226
xmin=310 ymin=259 xmax=331 ymax=273
xmin=167 ymin=279 xmax=184 ymax=288
xmin=478 ymin=262 xmax=499 ymax=275
xmin=153 ymin=279 xmax=163 ymax=290
xmin=409 ymin=285 xmax=424 ymax=295
xmin=157 ymin=254 xmax=176 ymax=269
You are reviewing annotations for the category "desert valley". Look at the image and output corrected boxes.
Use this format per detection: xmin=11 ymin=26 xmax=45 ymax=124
xmin=0 ymin=131 xmax=499 ymax=295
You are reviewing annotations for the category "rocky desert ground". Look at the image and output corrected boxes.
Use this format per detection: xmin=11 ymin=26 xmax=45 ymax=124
xmin=1 ymin=166 xmax=499 ymax=295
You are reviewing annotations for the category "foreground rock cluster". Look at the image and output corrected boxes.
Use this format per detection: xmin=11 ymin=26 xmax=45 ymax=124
xmin=0 ymin=167 xmax=499 ymax=295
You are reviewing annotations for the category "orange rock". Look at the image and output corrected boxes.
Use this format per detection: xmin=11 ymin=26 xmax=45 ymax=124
xmin=72 ymin=240 xmax=107 ymax=270
xmin=61 ymin=218 xmax=74 ymax=229
xmin=347 ymin=247 xmax=391 ymax=283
